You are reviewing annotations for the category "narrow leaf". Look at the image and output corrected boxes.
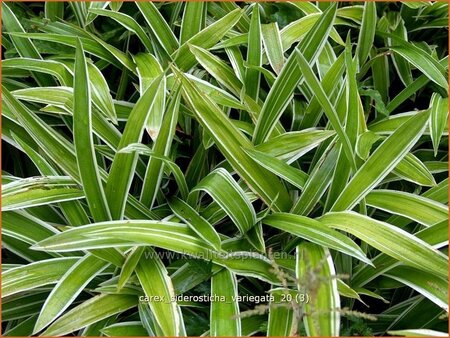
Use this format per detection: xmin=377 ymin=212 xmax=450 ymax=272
xmin=74 ymin=38 xmax=111 ymax=222
xmin=173 ymin=67 xmax=292 ymax=212
xmin=356 ymin=2 xmax=377 ymax=65
xmin=365 ymin=190 xmax=448 ymax=227
xmin=253 ymin=4 xmax=338 ymax=144
xmin=264 ymin=213 xmax=371 ymax=264
xmin=42 ymin=294 xmax=137 ymax=336
xmin=245 ymin=4 xmax=262 ymax=101
xmin=429 ymin=93 xmax=449 ymax=155
xmin=262 ymin=22 xmax=284 ymax=74
xmin=136 ymin=250 xmax=180 ymax=336
xmin=192 ymin=168 xmax=256 ymax=235
xmin=105 ymin=75 xmax=164 ymax=220
xmin=210 ymin=268 xmax=241 ymax=336
xmin=320 ymin=212 xmax=448 ymax=278
xmin=168 ymin=197 xmax=222 ymax=251
xmin=332 ymin=110 xmax=431 ymax=211
xmin=297 ymin=243 xmax=340 ymax=336
xmin=34 ymin=254 xmax=110 ymax=333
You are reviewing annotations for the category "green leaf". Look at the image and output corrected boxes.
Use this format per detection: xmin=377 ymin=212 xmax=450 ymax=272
xmin=3 ymin=69 xmax=155 ymax=223
xmin=136 ymin=2 xmax=179 ymax=56
xmin=389 ymin=19 xmax=414 ymax=88
xmin=2 ymin=210 xmax=59 ymax=246
xmin=119 ymin=143 xmax=189 ymax=201
xmin=2 ymin=258 xmax=78 ymax=297
xmin=389 ymin=41 xmax=448 ymax=90
xmin=69 ymin=2 xmax=88 ymax=28
xmin=337 ymin=279 xmax=365 ymax=304
xmin=387 ymin=329 xmax=448 ymax=337
xmin=371 ymin=50 xmax=390 ymax=103
xmin=384 ymin=266 xmax=448 ymax=311
xmin=267 ymin=288 xmax=295 ymax=336
xmin=117 ymin=246 xmax=145 ymax=291
xmin=85 ymin=2 xmax=109 ymax=26
xmin=356 ymin=130 xmax=381 ymax=160
xmin=173 ymin=8 xmax=243 ymax=71
xmin=280 ymin=11 xmax=345 ymax=50
xmin=215 ymin=252 xmax=279 ymax=284
xmin=256 ymin=129 xmax=336 ymax=162
xmin=168 ymin=197 xmax=222 ymax=251
xmin=32 ymin=220 xmax=215 ymax=254
xmin=261 ymin=23 xmax=284 ymax=74
xmin=245 ymin=4 xmax=262 ymax=101
xmin=3 ymin=292 xmax=52 ymax=322
xmin=331 ymin=109 xmax=431 ymax=211
xmin=192 ymin=168 xmax=256 ymax=235
xmin=169 ymin=72 xmax=245 ymax=109
xmin=89 ymin=9 xmax=153 ymax=52
xmin=356 ymin=2 xmax=376 ymax=65
xmin=33 ymin=254 xmax=110 ymax=333
xmin=45 ymin=2 xmax=64 ymax=21
xmin=109 ymin=2 xmax=123 ymax=11
xmin=101 ymin=322 xmax=148 ymax=337
xmin=189 ymin=44 xmax=242 ymax=97
xmin=74 ymin=38 xmax=111 ymax=222
xmin=210 ymin=268 xmax=241 ymax=336
xmin=180 ymin=2 xmax=206 ymax=44
xmin=263 ymin=213 xmax=371 ymax=264
xmin=302 ymin=50 xmax=346 ymax=129
xmin=295 ymin=50 xmax=356 ymax=170
xmin=10 ymin=32 xmax=135 ymax=73
xmin=105 ymin=75 xmax=165 ymax=220
xmin=2 ymin=3 xmax=53 ymax=86
xmin=136 ymin=249 xmax=181 ymax=336
xmin=139 ymin=86 xmax=181 ymax=207
xmin=319 ymin=212 xmax=448 ymax=278
xmin=3 ymin=3 xmax=450 ymax=333
xmin=386 ymin=57 xmax=448 ymax=114
xmin=2 ymin=176 xmax=84 ymax=211
xmin=297 ymin=243 xmax=340 ymax=336
xmin=429 ymin=93 xmax=449 ymax=155
xmin=253 ymin=3 xmax=338 ymax=144
xmin=173 ymin=67 xmax=292 ymax=212
xmin=365 ymin=190 xmax=448 ymax=227
xmin=41 ymin=294 xmax=138 ymax=336
xmin=291 ymin=145 xmax=338 ymax=215
xmin=87 ymin=62 xmax=118 ymax=124
xmin=244 ymin=148 xmax=308 ymax=190
xmin=392 ymin=152 xmax=437 ymax=186
xmin=10 ymin=86 xmax=123 ymax=154
xmin=352 ymin=217 xmax=448 ymax=288
xmin=325 ymin=39 xmax=362 ymax=209
xmin=133 ymin=53 xmax=166 ymax=141
xmin=2 ymin=58 xmax=72 ymax=86
xmin=402 ymin=2 xmax=431 ymax=9
xmin=32 ymin=221 xmax=279 ymax=283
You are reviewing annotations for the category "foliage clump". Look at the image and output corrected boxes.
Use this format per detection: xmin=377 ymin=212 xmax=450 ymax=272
xmin=2 ymin=1 xmax=448 ymax=336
